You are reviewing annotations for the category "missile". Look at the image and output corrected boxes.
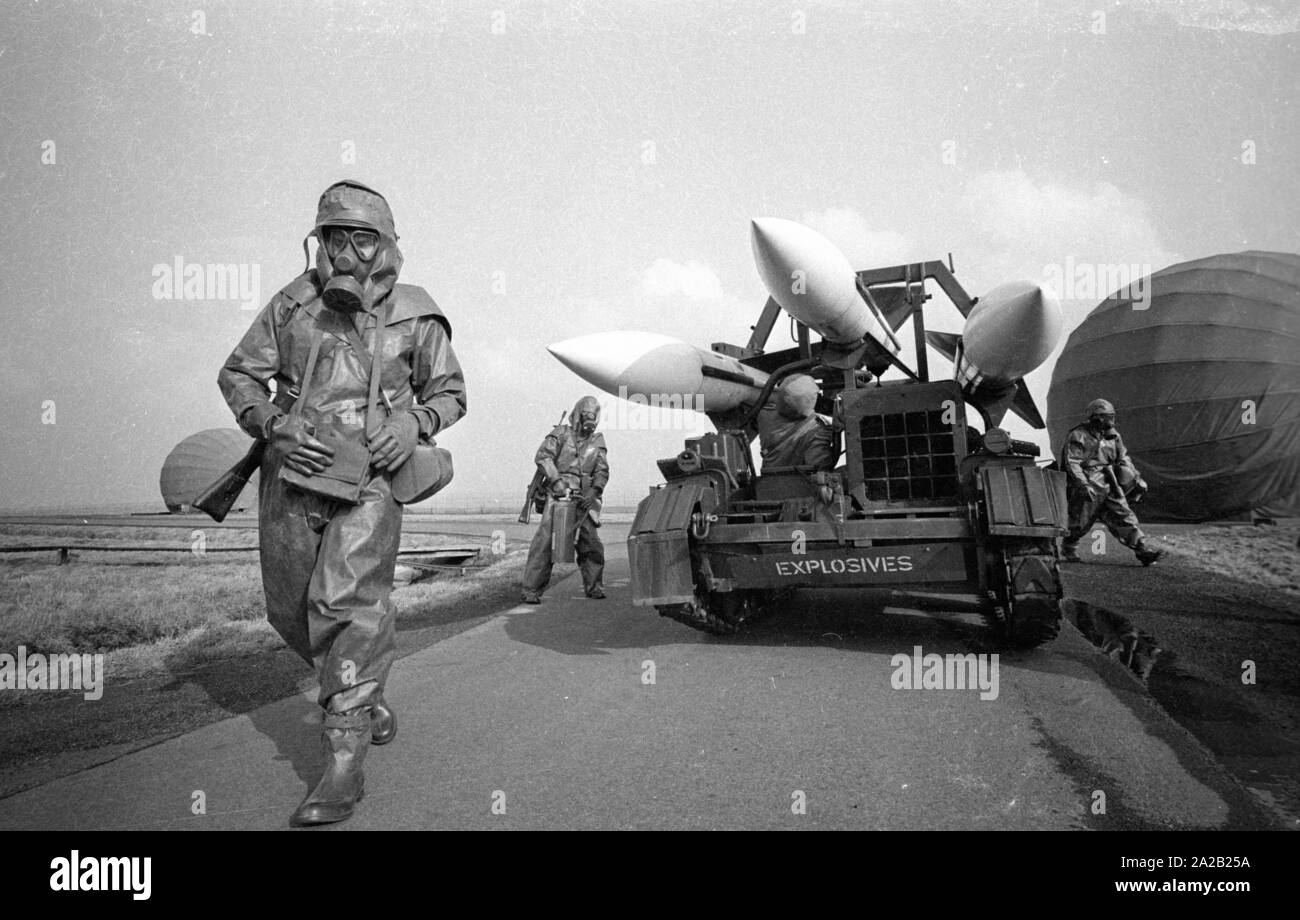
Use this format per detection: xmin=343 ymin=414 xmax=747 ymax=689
xmin=955 ymin=280 xmax=1062 ymax=388
xmin=750 ymin=217 xmax=900 ymax=354
xmin=926 ymin=280 xmax=1063 ymax=428
xmin=548 ymin=331 xmax=770 ymax=413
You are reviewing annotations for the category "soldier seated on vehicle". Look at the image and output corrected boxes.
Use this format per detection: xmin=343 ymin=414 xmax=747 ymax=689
xmin=757 ymin=374 xmax=838 ymax=505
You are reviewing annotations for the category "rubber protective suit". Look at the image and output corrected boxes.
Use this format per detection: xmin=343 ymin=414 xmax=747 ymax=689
xmin=219 ymin=182 xmax=466 ymax=728
xmin=1060 ymin=399 xmax=1159 ymax=563
xmin=521 ymin=396 xmax=609 ymax=600
xmin=756 ymin=374 xmax=838 ymax=509
xmin=757 ymin=374 xmax=834 ymax=469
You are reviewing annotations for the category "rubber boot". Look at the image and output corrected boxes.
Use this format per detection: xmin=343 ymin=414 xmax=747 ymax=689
xmin=1135 ymin=542 xmax=1165 ymax=566
xmin=290 ymin=709 xmax=371 ymax=827
xmin=370 ymin=692 xmax=396 ymax=746
xmin=1060 ymin=542 xmax=1081 ymax=563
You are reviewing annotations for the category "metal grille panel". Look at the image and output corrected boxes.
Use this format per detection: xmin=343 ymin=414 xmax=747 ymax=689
xmin=859 ymin=408 xmax=959 ymax=501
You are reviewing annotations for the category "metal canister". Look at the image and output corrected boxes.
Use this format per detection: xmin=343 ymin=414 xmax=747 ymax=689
xmin=551 ymin=498 xmax=578 ymax=563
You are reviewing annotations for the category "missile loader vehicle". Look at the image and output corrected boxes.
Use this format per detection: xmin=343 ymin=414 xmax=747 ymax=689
xmin=627 ymin=242 xmax=1070 ymax=648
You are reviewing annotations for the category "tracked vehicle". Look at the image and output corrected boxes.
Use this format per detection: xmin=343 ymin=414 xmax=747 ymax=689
xmin=627 ymin=253 xmax=1070 ymax=647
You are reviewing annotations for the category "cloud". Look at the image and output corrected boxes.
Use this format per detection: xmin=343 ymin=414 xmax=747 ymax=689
xmin=640 ymin=258 xmax=725 ymax=301
xmin=951 ymin=169 xmax=1184 ymax=449
xmin=959 ymin=170 xmax=1182 ymax=319
xmin=783 ymin=175 xmax=1179 ymax=339
xmin=800 ymin=207 xmax=916 ymax=266
xmin=793 ymin=175 xmax=1181 ymax=453
xmin=1136 ymin=0 xmax=1300 ymax=35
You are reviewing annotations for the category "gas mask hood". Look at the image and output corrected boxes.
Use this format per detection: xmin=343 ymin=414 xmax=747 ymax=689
xmin=776 ymin=374 xmax=819 ymax=421
xmin=1086 ymin=397 xmax=1116 ymax=434
xmin=305 ymin=180 xmax=404 ymax=313
xmin=571 ymin=396 xmax=601 ymax=436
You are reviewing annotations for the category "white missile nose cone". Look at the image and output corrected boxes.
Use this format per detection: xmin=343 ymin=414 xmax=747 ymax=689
xmin=1010 ymin=280 xmax=1064 ymax=345
xmin=547 ymin=333 xmax=627 ymax=389
xmin=750 ymin=217 xmax=803 ymax=266
xmin=749 ymin=217 xmax=786 ymax=240
xmin=962 ymin=281 xmax=1066 ymax=383
xmin=546 ymin=336 xmax=585 ymax=372
xmin=748 ymin=216 xmax=897 ymax=352
xmin=549 ymin=332 xmax=666 ymax=385
xmin=749 ymin=217 xmax=785 ymax=274
xmin=547 ymin=330 xmax=769 ymax=412
xmin=975 ymin=281 xmax=1064 ymax=341
xmin=548 ymin=330 xmax=703 ymax=399
xmin=749 ymin=216 xmax=856 ymax=280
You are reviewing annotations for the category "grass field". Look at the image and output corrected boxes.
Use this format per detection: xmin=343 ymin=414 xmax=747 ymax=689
xmin=1154 ymin=522 xmax=1300 ymax=596
xmin=0 ymin=523 xmax=523 ymax=696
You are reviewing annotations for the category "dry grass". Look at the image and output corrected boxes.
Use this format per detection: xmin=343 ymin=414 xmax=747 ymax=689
xmin=0 ymin=523 xmax=525 ymax=701
xmin=1156 ymin=522 xmax=1300 ymax=596
xmin=0 ymin=560 xmax=267 ymax=656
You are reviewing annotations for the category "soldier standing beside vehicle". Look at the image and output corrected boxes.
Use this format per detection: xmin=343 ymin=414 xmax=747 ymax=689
xmin=1059 ymin=398 xmax=1164 ymax=565
xmin=219 ymin=180 xmax=466 ymax=826
xmin=521 ymin=396 xmax=609 ymax=603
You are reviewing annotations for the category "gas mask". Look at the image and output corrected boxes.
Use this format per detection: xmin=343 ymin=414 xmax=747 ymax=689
xmin=1086 ymin=398 xmax=1116 ymax=434
xmin=571 ymin=396 xmax=601 ymax=438
xmin=319 ymin=225 xmax=380 ymax=313
xmin=307 ymin=180 xmax=403 ymax=314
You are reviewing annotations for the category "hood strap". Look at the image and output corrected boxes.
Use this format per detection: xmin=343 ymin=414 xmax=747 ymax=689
xmin=288 ymin=300 xmax=392 ymax=443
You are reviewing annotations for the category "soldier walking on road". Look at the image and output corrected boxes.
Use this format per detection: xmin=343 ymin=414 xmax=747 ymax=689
xmin=219 ymin=180 xmax=467 ymax=826
xmin=1060 ymin=398 xmax=1164 ymax=566
xmin=521 ymin=396 xmax=609 ymax=603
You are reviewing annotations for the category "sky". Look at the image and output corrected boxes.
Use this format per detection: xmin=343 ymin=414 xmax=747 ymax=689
xmin=1 ymin=0 xmax=1297 ymax=511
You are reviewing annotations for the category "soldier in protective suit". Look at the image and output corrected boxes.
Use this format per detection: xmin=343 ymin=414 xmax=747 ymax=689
xmin=1060 ymin=398 xmax=1164 ymax=566
xmin=219 ymin=180 xmax=466 ymax=826
xmin=757 ymin=374 xmax=835 ymax=469
xmin=757 ymin=374 xmax=838 ymax=505
xmin=521 ymin=396 xmax=609 ymax=603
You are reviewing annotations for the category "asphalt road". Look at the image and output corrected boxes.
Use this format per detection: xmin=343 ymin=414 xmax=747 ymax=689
xmin=0 ymin=521 xmax=1273 ymax=830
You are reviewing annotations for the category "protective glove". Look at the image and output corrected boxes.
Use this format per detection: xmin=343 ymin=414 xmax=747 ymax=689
xmin=577 ymin=488 xmax=600 ymax=512
xmin=268 ymin=415 xmax=335 ymax=476
xmin=368 ymin=411 xmax=420 ymax=471
xmin=550 ymin=478 xmax=570 ymax=499
xmin=1129 ymin=479 xmax=1148 ymax=504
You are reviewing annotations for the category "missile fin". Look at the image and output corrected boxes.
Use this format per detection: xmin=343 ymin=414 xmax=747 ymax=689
xmin=924 ymin=330 xmax=961 ymax=363
xmin=1009 ymin=380 xmax=1047 ymax=429
xmin=870 ymin=286 xmax=917 ymax=332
